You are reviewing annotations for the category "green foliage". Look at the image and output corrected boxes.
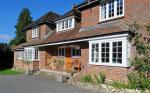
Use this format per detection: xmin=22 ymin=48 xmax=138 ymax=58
xmin=9 ymin=8 xmax=32 ymax=46
xmin=0 ymin=69 xmax=22 ymax=75
xmin=129 ymin=22 xmax=150 ymax=76
xmin=81 ymin=74 xmax=93 ymax=83
xmin=128 ymin=73 xmax=150 ymax=90
xmin=94 ymin=72 xmax=106 ymax=84
xmin=112 ymin=81 xmax=129 ymax=89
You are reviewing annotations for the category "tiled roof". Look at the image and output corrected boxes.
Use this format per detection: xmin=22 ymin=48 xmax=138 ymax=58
xmin=55 ymin=9 xmax=81 ymax=21
xmin=24 ymin=11 xmax=61 ymax=30
xmin=22 ymin=22 xmax=131 ymax=47
xmin=12 ymin=43 xmax=26 ymax=50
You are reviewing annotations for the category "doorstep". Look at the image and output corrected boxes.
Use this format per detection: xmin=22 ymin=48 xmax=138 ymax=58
xmin=39 ymin=69 xmax=68 ymax=76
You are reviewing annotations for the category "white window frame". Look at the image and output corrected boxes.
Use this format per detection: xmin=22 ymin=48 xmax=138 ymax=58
xmin=24 ymin=48 xmax=39 ymax=61
xmin=89 ymin=36 xmax=130 ymax=67
xmin=32 ymin=26 xmax=39 ymax=38
xmin=99 ymin=0 xmax=124 ymax=22
xmin=58 ymin=48 xmax=65 ymax=57
xmin=16 ymin=51 xmax=24 ymax=59
xmin=56 ymin=16 xmax=75 ymax=32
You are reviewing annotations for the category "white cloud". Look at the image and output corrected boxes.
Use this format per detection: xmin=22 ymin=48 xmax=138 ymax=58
xmin=0 ymin=34 xmax=12 ymax=41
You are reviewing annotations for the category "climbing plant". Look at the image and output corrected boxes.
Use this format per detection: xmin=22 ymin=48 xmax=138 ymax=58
xmin=129 ymin=22 xmax=150 ymax=75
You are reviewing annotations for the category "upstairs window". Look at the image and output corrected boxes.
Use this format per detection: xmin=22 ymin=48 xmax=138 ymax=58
xmin=56 ymin=17 xmax=75 ymax=32
xmin=100 ymin=0 xmax=124 ymax=21
xmin=32 ymin=27 xmax=39 ymax=38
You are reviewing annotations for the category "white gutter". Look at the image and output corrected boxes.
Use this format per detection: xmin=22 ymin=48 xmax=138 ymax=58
xmin=27 ymin=33 xmax=129 ymax=48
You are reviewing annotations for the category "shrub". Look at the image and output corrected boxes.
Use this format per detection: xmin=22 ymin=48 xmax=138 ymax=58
xmin=112 ymin=81 xmax=129 ymax=89
xmin=128 ymin=73 xmax=150 ymax=90
xmin=81 ymin=74 xmax=93 ymax=83
xmin=94 ymin=72 xmax=106 ymax=84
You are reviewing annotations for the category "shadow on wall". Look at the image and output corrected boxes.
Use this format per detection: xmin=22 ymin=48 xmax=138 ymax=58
xmin=0 ymin=43 xmax=14 ymax=69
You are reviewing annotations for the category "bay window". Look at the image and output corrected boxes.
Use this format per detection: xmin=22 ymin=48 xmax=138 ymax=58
xmin=100 ymin=0 xmax=124 ymax=21
xmin=24 ymin=48 xmax=39 ymax=61
xmin=89 ymin=36 xmax=129 ymax=67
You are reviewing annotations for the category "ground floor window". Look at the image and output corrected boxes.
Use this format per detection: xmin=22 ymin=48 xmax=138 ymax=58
xmin=24 ymin=48 xmax=39 ymax=61
xmin=58 ymin=48 xmax=65 ymax=56
xmin=71 ymin=48 xmax=81 ymax=57
xmin=16 ymin=51 xmax=24 ymax=59
xmin=89 ymin=36 xmax=129 ymax=67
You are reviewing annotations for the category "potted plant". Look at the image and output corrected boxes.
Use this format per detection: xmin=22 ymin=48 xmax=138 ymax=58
xmin=56 ymin=57 xmax=67 ymax=83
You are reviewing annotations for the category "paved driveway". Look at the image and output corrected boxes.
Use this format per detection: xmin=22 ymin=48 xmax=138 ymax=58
xmin=0 ymin=75 xmax=100 ymax=93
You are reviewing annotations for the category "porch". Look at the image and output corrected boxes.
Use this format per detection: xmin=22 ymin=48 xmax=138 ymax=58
xmin=38 ymin=42 xmax=88 ymax=74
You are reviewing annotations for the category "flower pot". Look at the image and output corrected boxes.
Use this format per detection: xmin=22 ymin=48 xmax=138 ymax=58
xmin=57 ymin=74 xmax=67 ymax=83
xmin=25 ymin=70 xmax=33 ymax=75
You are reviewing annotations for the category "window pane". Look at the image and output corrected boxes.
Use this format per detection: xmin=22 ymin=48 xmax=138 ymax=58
xmin=91 ymin=43 xmax=99 ymax=63
xmin=34 ymin=49 xmax=38 ymax=60
xmin=112 ymin=41 xmax=122 ymax=64
xmin=101 ymin=42 xmax=109 ymax=63
xmin=65 ymin=20 xmax=68 ymax=28
xmin=62 ymin=21 xmax=64 ymax=29
xmin=101 ymin=4 xmax=107 ymax=20
xmin=108 ymin=0 xmax=114 ymax=18
xmin=69 ymin=19 xmax=72 ymax=27
xmin=117 ymin=0 xmax=123 ymax=15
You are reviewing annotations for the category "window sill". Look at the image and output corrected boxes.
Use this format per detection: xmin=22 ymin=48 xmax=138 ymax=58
xmin=17 ymin=58 xmax=23 ymax=60
xmin=32 ymin=37 xmax=39 ymax=39
xmin=57 ymin=28 xmax=74 ymax=32
xmin=98 ymin=16 xmax=125 ymax=24
xmin=71 ymin=56 xmax=80 ymax=58
xmin=89 ymin=62 xmax=130 ymax=68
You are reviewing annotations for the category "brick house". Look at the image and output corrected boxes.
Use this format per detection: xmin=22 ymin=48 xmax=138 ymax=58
xmin=13 ymin=0 xmax=150 ymax=81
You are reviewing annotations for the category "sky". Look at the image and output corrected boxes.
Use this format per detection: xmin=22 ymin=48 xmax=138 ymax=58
xmin=0 ymin=0 xmax=84 ymax=43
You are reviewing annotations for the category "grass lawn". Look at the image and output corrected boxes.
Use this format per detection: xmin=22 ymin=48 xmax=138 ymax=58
xmin=0 ymin=69 xmax=23 ymax=75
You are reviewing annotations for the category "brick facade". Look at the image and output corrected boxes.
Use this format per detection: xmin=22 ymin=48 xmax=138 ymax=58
xmin=14 ymin=52 xmax=39 ymax=71
xmin=14 ymin=0 xmax=150 ymax=81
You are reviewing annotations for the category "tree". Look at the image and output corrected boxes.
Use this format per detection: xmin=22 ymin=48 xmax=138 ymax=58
xmin=9 ymin=8 xmax=33 ymax=46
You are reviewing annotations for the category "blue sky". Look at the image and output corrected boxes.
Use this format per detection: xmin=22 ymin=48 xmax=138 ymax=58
xmin=0 ymin=0 xmax=83 ymax=43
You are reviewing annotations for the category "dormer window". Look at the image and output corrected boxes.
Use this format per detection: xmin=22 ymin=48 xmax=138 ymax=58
xmin=32 ymin=26 xmax=39 ymax=38
xmin=56 ymin=17 xmax=75 ymax=32
xmin=100 ymin=0 xmax=124 ymax=21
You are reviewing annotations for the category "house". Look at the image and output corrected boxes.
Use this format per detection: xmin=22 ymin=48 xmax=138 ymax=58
xmin=13 ymin=0 xmax=150 ymax=81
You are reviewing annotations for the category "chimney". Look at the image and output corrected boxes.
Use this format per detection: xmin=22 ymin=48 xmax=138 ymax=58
xmin=72 ymin=4 xmax=76 ymax=10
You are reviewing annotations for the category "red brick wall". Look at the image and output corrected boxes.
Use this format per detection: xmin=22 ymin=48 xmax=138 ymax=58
xmin=81 ymin=0 xmax=150 ymax=28
xmin=26 ymin=24 xmax=54 ymax=42
xmin=81 ymin=5 xmax=100 ymax=28
xmin=14 ymin=51 xmax=39 ymax=71
xmin=26 ymin=29 xmax=32 ymax=42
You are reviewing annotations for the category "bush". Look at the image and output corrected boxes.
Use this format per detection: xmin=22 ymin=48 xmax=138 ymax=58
xmin=94 ymin=72 xmax=106 ymax=84
xmin=81 ymin=74 xmax=93 ymax=83
xmin=112 ymin=81 xmax=129 ymax=89
xmin=128 ymin=73 xmax=150 ymax=90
